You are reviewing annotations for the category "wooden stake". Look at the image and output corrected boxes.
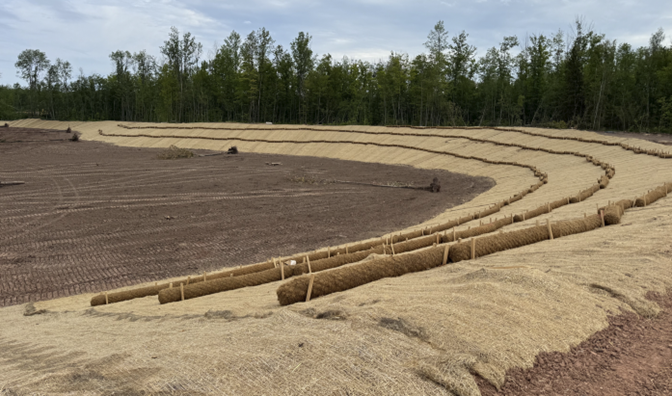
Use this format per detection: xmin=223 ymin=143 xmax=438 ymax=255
xmin=105 ymin=292 xmax=108 ymax=305
xmin=346 ymin=245 xmax=349 ymax=254
xmin=203 ymin=271 xmax=207 ymax=281
xmin=453 ymin=227 xmax=456 ymax=241
xmin=391 ymin=243 xmax=395 ymax=255
xmin=547 ymin=220 xmax=554 ymax=240
xmin=169 ymin=282 xmax=173 ymax=288
xmin=442 ymin=245 xmax=449 ymax=265
xmin=600 ymin=210 xmax=605 ymax=227
xmin=280 ymin=260 xmax=285 ymax=280
xmin=436 ymin=234 xmax=439 ymax=244
xmin=180 ymin=283 xmax=184 ymax=301
xmin=471 ymin=238 xmax=476 ymax=260
xmin=327 ymin=247 xmax=330 ymax=258
xmin=307 ymin=257 xmax=312 ymax=274
xmin=305 ymin=275 xmax=315 ymax=302
xmin=186 ymin=276 xmax=191 ymax=285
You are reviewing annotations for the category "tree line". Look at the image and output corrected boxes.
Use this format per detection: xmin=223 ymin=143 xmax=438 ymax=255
xmin=1 ymin=20 xmax=671 ymax=133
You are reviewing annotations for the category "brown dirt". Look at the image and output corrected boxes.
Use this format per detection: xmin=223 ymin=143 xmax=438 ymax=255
xmin=477 ymin=290 xmax=672 ymax=396
xmin=0 ymin=127 xmax=494 ymax=308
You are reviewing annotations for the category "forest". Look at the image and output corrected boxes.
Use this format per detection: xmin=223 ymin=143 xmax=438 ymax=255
xmin=1 ymin=20 xmax=672 ymax=133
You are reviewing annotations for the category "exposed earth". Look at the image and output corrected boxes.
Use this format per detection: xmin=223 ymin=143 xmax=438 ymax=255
xmin=477 ymin=290 xmax=672 ymax=396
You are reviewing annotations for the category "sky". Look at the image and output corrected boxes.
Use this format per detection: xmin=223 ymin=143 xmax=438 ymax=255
xmin=0 ymin=0 xmax=670 ymax=86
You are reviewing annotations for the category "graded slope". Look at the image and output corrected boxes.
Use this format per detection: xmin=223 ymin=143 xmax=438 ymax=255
xmin=0 ymin=119 xmax=670 ymax=396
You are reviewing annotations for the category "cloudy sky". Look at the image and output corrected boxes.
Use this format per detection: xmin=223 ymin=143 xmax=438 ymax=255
xmin=0 ymin=0 xmax=670 ymax=86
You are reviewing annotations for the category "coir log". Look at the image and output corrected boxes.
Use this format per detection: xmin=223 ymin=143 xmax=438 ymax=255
xmin=90 ymin=259 xmax=276 ymax=306
xmin=635 ymin=184 xmax=671 ymax=207
xmin=448 ymin=214 xmax=604 ymax=263
xmin=276 ymin=246 xmax=447 ymax=306
xmin=158 ymin=246 xmax=388 ymax=304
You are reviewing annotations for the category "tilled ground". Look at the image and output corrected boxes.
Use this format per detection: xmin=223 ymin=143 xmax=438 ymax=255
xmin=0 ymin=127 xmax=493 ymax=307
xmin=477 ymin=290 xmax=672 ymax=396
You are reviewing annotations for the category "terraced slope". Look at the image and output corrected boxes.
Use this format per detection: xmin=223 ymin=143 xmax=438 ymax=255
xmin=0 ymin=119 xmax=670 ymax=396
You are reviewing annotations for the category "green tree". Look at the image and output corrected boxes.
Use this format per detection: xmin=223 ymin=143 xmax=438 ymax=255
xmin=563 ymin=20 xmax=588 ymax=124
xmin=448 ymin=31 xmax=477 ymax=119
xmin=212 ymin=31 xmax=242 ymax=121
xmin=159 ymin=27 xmax=203 ymax=122
xmin=291 ymin=32 xmax=314 ymax=123
xmin=15 ymin=49 xmax=50 ymax=116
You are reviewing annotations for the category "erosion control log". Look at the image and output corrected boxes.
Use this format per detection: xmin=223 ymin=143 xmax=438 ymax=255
xmin=277 ymin=245 xmax=447 ymax=306
xmin=570 ymin=184 xmax=601 ymax=203
xmin=159 ymin=267 xmax=290 ymax=304
xmin=635 ymin=184 xmax=671 ymax=207
xmin=90 ymin=259 xmax=277 ymax=306
xmin=448 ymin=214 xmax=605 ymax=263
xmin=598 ymin=199 xmax=633 ymax=225
xmin=91 ymin=284 xmax=167 ymax=306
xmin=158 ymin=246 xmax=387 ymax=304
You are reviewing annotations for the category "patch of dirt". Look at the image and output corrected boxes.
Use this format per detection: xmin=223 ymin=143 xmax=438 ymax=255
xmin=0 ymin=127 xmax=494 ymax=307
xmin=477 ymin=290 xmax=672 ymax=396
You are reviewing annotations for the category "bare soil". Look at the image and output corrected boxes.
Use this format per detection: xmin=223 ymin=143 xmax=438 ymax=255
xmin=0 ymin=127 xmax=493 ymax=308
xmin=477 ymin=290 xmax=672 ymax=396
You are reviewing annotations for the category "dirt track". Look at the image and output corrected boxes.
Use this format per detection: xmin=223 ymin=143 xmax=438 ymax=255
xmin=478 ymin=290 xmax=672 ymax=395
xmin=0 ymin=127 xmax=493 ymax=307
